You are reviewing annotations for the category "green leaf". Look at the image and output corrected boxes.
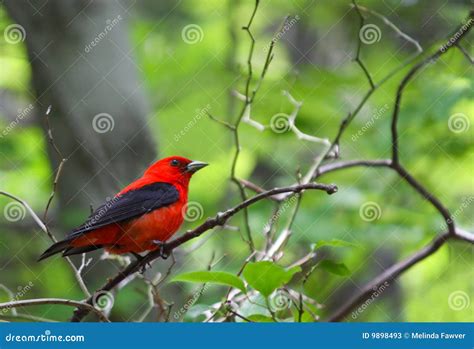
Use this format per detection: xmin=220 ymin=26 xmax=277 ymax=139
xmin=171 ymin=271 xmax=246 ymax=293
xmin=300 ymin=311 xmax=315 ymax=322
xmin=312 ymin=239 xmax=358 ymax=250
xmin=183 ymin=304 xmax=209 ymax=322
xmin=319 ymin=260 xmax=350 ymax=276
xmin=242 ymin=261 xmax=301 ymax=297
xmin=247 ymin=314 xmax=274 ymax=322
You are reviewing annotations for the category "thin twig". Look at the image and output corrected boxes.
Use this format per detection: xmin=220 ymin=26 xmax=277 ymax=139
xmin=326 ymin=231 xmax=472 ymax=321
xmin=70 ymin=182 xmax=337 ymax=322
xmin=43 ymin=105 xmax=67 ymax=223
xmin=0 ymin=191 xmax=91 ymax=297
xmin=455 ymin=44 xmax=473 ymax=64
xmin=352 ymin=0 xmax=375 ymax=89
xmin=0 ymin=298 xmax=109 ymax=322
xmin=353 ymin=4 xmax=423 ymax=53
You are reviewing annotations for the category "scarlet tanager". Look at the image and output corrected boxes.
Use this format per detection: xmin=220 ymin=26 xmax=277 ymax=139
xmin=38 ymin=156 xmax=208 ymax=260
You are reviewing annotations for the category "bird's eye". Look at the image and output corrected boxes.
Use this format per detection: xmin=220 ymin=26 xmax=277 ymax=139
xmin=170 ymin=159 xmax=180 ymax=167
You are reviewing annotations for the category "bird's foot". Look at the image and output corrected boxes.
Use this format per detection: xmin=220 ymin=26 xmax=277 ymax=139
xmin=152 ymin=240 xmax=169 ymax=259
xmin=130 ymin=252 xmax=152 ymax=273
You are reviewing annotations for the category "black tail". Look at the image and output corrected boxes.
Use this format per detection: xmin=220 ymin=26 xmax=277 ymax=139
xmin=62 ymin=245 xmax=103 ymax=257
xmin=38 ymin=239 xmax=71 ymax=261
xmin=38 ymin=239 xmax=103 ymax=261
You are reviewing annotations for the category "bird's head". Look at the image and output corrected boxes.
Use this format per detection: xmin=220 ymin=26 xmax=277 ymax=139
xmin=144 ymin=156 xmax=208 ymax=186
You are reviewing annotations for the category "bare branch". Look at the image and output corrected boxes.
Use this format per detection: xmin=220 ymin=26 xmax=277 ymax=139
xmin=391 ymin=13 xmax=473 ymax=164
xmin=0 ymin=298 xmax=109 ymax=322
xmin=205 ymin=111 xmax=235 ymax=130
xmin=352 ymin=0 xmax=375 ymax=89
xmin=0 ymin=191 xmax=91 ymax=298
xmin=0 ymin=313 xmax=58 ymax=322
xmin=327 ymin=228 xmax=472 ymax=322
xmin=43 ymin=106 xmax=68 ymax=223
xmin=70 ymin=181 xmax=337 ymax=322
xmin=455 ymin=44 xmax=473 ymax=64
xmin=353 ymin=4 xmax=423 ymax=53
xmin=316 ymin=159 xmax=392 ymax=177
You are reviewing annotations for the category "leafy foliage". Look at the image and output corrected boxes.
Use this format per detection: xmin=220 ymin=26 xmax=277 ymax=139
xmin=171 ymin=271 xmax=246 ymax=293
xmin=243 ymin=262 xmax=301 ymax=297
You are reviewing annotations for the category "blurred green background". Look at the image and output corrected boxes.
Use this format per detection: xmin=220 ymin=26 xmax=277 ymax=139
xmin=0 ymin=0 xmax=472 ymax=322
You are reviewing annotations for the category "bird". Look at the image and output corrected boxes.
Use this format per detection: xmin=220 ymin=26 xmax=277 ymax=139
xmin=38 ymin=156 xmax=208 ymax=261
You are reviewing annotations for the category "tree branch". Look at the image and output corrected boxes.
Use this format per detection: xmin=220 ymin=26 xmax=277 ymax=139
xmin=324 ymin=12 xmax=473 ymax=321
xmin=0 ymin=298 xmax=109 ymax=322
xmin=70 ymin=182 xmax=337 ymax=322
xmin=0 ymin=191 xmax=91 ymax=297
xmin=391 ymin=12 xmax=473 ymax=164
xmin=327 ymin=229 xmax=472 ymax=322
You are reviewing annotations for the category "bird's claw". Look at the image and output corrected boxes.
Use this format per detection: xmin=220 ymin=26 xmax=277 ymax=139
xmin=130 ymin=252 xmax=152 ymax=273
xmin=152 ymin=240 xmax=169 ymax=259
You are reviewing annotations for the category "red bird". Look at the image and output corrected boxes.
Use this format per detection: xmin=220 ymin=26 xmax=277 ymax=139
xmin=39 ymin=156 xmax=208 ymax=261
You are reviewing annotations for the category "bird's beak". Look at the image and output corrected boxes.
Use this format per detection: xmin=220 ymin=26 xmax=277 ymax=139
xmin=185 ymin=160 xmax=208 ymax=173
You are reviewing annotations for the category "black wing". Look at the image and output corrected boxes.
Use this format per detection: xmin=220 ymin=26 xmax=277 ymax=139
xmin=67 ymin=182 xmax=179 ymax=239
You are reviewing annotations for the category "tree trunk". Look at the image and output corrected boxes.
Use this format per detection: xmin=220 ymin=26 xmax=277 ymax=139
xmin=4 ymin=0 xmax=157 ymax=219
